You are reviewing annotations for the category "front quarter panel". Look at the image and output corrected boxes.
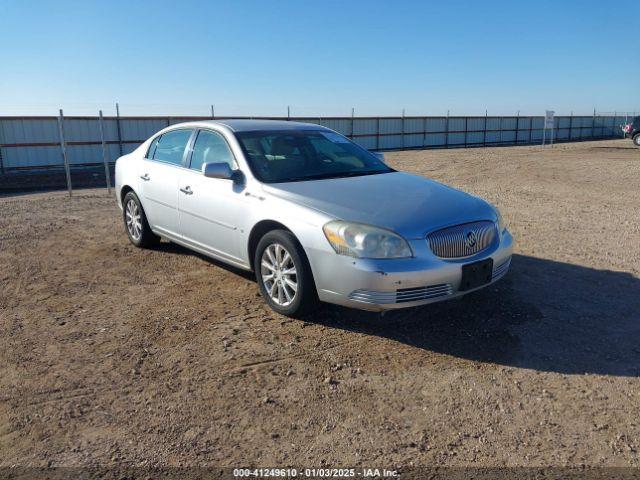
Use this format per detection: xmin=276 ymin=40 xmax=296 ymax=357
xmin=242 ymin=188 xmax=336 ymax=272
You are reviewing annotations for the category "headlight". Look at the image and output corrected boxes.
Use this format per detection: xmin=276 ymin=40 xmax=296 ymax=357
xmin=322 ymin=221 xmax=412 ymax=259
xmin=495 ymin=209 xmax=506 ymax=233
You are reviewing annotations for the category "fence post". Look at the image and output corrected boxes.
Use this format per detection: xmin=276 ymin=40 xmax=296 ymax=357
xmin=568 ymin=111 xmax=573 ymax=140
xmin=0 ymin=118 xmax=4 ymax=174
xmin=350 ymin=108 xmax=354 ymax=139
xmin=401 ymin=109 xmax=405 ymax=149
xmin=57 ymin=109 xmax=72 ymax=197
xmin=483 ymin=109 xmax=487 ymax=146
xmin=463 ymin=116 xmax=468 ymax=147
xmin=514 ymin=111 xmax=519 ymax=145
xmin=422 ymin=116 xmax=427 ymax=148
xmin=287 ymin=106 xmax=290 ymax=120
xmin=376 ymin=117 xmax=380 ymax=151
xmin=211 ymin=105 xmax=215 ymax=119
xmin=444 ymin=110 xmax=450 ymax=148
xmin=498 ymin=116 xmax=503 ymax=145
xmin=115 ymin=103 xmax=123 ymax=156
xmin=98 ymin=110 xmax=112 ymax=194
xmin=528 ymin=116 xmax=533 ymax=144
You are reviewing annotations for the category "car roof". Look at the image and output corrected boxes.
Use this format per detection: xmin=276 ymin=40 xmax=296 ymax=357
xmin=185 ymin=119 xmax=331 ymax=133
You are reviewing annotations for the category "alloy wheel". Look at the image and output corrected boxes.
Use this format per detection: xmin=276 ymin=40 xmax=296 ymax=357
xmin=260 ymin=243 xmax=298 ymax=306
xmin=125 ymin=199 xmax=142 ymax=241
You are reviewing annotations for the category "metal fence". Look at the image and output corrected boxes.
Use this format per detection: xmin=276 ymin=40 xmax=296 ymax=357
xmin=0 ymin=112 xmax=631 ymax=176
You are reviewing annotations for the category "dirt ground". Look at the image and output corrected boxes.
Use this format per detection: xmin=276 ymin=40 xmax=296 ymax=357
xmin=1 ymin=139 xmax=639 ymax=469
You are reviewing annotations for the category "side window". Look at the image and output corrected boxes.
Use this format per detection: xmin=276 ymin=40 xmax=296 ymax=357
xmin=190 ymin=130 xmax=235 ymax=172
xmin=146 ymin=136 xmax=160 ymax=159
xmin=152 ymin=129 xmax=192 ymax=166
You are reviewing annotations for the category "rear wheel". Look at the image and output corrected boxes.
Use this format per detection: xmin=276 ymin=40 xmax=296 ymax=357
xmin=255 ymin=230 xmax=317 ymax=317
xmin=122 ymin=191 xmax=160 ymax=248
xmin=633 ymin=134 xmax=640 ymax=147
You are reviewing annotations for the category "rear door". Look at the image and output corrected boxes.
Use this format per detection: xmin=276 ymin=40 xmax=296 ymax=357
xmin=138 ymin=129 xmax=194 ymax=238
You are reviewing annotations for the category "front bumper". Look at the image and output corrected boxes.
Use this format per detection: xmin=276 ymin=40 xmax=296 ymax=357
xmin=310 ymin=229 xmax=514 ymax=312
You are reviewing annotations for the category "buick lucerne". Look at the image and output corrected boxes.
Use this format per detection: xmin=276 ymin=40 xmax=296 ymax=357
xmin=115 ymin=120 xmax=513 ymax=317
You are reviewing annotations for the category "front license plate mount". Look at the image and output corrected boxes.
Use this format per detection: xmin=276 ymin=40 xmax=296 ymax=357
xmin=459 ymin=258 xmax=493 ymax=291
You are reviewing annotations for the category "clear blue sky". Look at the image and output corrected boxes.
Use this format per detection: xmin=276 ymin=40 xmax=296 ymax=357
xmin=1 ymin=0 xmax=638 ymax=116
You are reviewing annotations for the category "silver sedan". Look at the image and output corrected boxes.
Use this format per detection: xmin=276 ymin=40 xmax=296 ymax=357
xmin=115 ymin=120 xmax=513 ymax=317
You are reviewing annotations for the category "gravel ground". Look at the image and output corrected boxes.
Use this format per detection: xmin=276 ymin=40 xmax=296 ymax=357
xmin=0 ymin=139 xmax=639 ymax=468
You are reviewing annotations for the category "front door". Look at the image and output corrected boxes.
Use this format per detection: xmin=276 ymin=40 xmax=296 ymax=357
xmin=178 ymin=129 xmax=248 ymax=265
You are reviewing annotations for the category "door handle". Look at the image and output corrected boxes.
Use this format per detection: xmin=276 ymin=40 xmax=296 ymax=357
xmin=140 ymin=174 xmax=150 ymax=181
xmin=180 ymin=186 xmax=193 ymax=195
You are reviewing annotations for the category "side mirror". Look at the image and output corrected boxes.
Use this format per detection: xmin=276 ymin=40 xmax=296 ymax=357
xmin=202 ymin=162 xmax=242 ymax=182
xmin=372 ymin=151 xmax=385 ymax=162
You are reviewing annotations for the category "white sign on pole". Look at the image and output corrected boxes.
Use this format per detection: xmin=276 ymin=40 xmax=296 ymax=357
xmin=544 ymin=110 xmax=555 ymax=129
xmin=542 ymin=110 xmax=555 ymax=146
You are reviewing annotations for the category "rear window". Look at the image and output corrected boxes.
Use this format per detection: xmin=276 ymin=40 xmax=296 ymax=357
xmin=150 ymin=129 xmax=192 ymax=166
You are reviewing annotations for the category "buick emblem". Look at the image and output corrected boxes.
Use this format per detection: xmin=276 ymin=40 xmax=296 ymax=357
xmin=465 ymin=230 xmax=478 ymax=248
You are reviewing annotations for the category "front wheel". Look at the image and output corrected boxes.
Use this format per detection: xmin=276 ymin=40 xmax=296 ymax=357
xmin=633 ymin=134 xmax=640 ymax=147
xmin=122 ymin=191 xmax=160 ymax=248
xmin=255 ymin=230 xmax=317 ymax=317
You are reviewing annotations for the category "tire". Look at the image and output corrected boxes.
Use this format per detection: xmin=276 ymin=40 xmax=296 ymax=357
xmin=122 ymin=191 xmax=160 ymax=248
xmin=254 ymin=229 xmax=317 ymax=317
xmin=633 ymin=134 xmax=640 ymax=147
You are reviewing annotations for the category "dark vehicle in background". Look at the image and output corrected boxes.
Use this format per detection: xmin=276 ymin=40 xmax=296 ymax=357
xmin=622 ymin=116 xmax=640 ymax=147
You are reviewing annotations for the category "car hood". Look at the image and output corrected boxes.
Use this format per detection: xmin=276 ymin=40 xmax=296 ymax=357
xmin=262 ymin=171 xmax=497 ymax=239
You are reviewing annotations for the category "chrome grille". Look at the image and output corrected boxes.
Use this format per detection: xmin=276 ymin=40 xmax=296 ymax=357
xmin=427 ymin=221 xmax=497 ymax=258
xmin=349 ymin=283 xmax=453 ymax=305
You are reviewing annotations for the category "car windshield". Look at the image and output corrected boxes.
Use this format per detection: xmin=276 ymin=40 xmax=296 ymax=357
xmin=234 ymin=130 xmax=394 ymax=183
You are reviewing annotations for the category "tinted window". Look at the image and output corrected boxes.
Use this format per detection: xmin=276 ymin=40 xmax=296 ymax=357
xmin=190 ymin=130 xmax=235 ymax=172
xmin=152 ymin=129 xmax=192 ymax=166
xmin=235 ymin=130 xmax=393 ymax=183
xmin=146 ymin=136 xmax=159 ymax=159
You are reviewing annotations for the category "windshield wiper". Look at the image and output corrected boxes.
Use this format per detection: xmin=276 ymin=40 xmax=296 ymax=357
xmin=272 ymin=169 xmax=392 ymax=183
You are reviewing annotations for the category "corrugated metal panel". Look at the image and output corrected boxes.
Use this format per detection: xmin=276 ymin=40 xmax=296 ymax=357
xmin=500 ymin=131 xmax=516 ymax=143
xmin=466 ymin=131 xmax=484 ymax=144
xmin=486 ymin=118 xmax=501 ymax=130
xmin=0 ymin=118 xmax=59 ymax=143
xmin=3 ymin=145 xmax=60 ymax=169
xmin=353 ymin=136 xmax=377 ymax=149
xmin=448 ymin=117 xmax=465 ymax=132
xmin=426 ymin=118 xmax=446 ymax=132
xmin=353 ymin=118 xmax=377 ymax=136
xmin=404 ymin=134 xmax=423 ymax=148
xmin=379 ymin=118 xmax=402 ymax=135
xmin=531 ymin=129 xmax=543 ymax=141
xmin=485 ymin=131 xmax=501 ymax=143
xmin=531 ymin=117 xmax=544 ymax=129
xmin=448 ymin=132 xmax=465 ymax=145
xmin=501 ymin=118 xmax=517 ymax=130
xmin=378 ymin=134 xmax=402 ymax=149
xmin=424 ymin=133 xmax=446 ymax=146
xmin=0 ymin=114 xmax=626 ymax=172
xmin=403 ymin=118 xmax=423 ymax=134
xmin=121 ymin=119 xmax=167 ymax=141
xmin=317 ymin=119 xmax=352 ymax=135
xmin=467 ymin=118 xmax=485 ymax=131
xmin=516 ymin=130 xmax=529 ymax=142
